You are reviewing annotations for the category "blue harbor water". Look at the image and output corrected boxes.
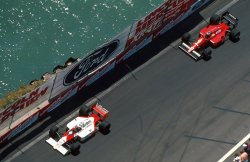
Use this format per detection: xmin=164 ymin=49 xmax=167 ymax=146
xmin=0 ymin=0 xmax=165 ymax=98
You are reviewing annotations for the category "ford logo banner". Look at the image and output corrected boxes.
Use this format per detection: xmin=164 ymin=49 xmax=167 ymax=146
xmin=64 ymin=39 xmax=119 ymax=86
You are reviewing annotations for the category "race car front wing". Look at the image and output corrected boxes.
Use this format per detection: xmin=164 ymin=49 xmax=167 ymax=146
xmin=178 ymin=42 xmax=202 ymax=61
xmin=46 ymin=138 xmax=69 ymax=155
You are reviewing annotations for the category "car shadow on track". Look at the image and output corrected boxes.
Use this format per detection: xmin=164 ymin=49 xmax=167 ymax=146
xmin=0 ymin=5 xmax=211 ymax=161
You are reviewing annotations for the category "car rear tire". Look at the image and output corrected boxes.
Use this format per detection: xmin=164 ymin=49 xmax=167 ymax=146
xmin=229 ymin=29 xmax=240 ymax=42
xmin=210 ymin=14 xmax=220 ymax=25
xmin=49 ymin=125 xmax=59 ymax=138
xmin=202 ymin=48 xmax=212 ymax=61
xmin=70 ymin=143 xmax=80 ymax=154
xmin=99 ymin=121 xmax=111 ymax=134
xmin=79 ymin=105 xmax=91 ymax=116
xmin=181 ymin=33 xmax=191 ymax=42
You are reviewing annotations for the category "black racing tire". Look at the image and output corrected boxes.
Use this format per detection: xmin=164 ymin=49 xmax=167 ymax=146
xmin=99 ymin=121 xmax=111 ymax=134
xmin=79 ymin=105 xmax=91 ymax=116
xmin=70 ymin=143 xmax=80 ymax=154
xmin=49 ymin=125 xmax=59 ymax=138
xmin=210 ymin=14 xmax=220 ymax=25
xmin=202 ymin=48 xmax=212 ymax=61
xmin=229 ymin=29 xmax=240 ymax=42
xmin=181 ymin=33 xmax=191 ymax=42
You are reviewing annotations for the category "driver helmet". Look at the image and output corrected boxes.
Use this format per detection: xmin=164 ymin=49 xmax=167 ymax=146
xmin=205 ymin=31 xmax=211 ymax=38
xmin=75 ymin=125 xmax=81 ymax=132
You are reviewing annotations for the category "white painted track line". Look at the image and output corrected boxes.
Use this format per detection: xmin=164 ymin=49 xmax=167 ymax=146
xmin=218 ymin=132 xmax=250 ymax=162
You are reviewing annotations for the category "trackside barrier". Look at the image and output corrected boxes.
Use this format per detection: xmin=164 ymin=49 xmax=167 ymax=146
xmin=0 ymin=0 xmax=211 ymax=144
xmin=0 ymin=77 xmax=54 ymax=143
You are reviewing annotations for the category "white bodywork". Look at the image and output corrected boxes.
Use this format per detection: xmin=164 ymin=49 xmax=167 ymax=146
xmin=46 ymin=137 xmax=69 ymax=155
xmin=67 ymin=116 xmax=96 ymax=141
xmin=46 ymin=116 xmax=96 ymax=155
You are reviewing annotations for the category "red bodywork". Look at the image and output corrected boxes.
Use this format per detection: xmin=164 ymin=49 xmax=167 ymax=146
xmin=46 ymin=104 xmax=110 ymax=155
xmin=188 ymin=22 xmax=230 ymax=52
xmin=92 ymin=104 xmax=109 ymax=120
xmin=62 ymin=104 xmax=109 ymax=143
xmin=63 ymin=114 xmax=100 ymax=142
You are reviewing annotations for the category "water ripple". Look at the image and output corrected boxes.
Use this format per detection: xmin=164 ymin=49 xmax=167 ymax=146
xmin=0 ymin=0 xmax=165 ymax=98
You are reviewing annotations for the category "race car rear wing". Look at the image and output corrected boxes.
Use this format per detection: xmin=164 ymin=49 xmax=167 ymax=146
xmin=92 ymin=103 xmax=109 ymax=120
xmin=46 ymin=138 xmax=69 ymax=155
xmin=221 ymin=11 xmax=238 ymax=28
xmin=178 ymin=42 xmax=202 ymax=61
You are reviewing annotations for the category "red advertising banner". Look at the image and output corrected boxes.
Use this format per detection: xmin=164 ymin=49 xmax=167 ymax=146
xmin=118 ymin=0 xmax=199 ymax=61
xmin=0 ymin=110 xmax=40 ymax=143
xmin=0 ymin=77 xmax=54 ymax=125
xmin=0 ymin=86 xmax=48 ymax=124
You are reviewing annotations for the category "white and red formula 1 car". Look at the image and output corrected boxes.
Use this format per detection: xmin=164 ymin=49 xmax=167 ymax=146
xmin=46 ymin=103 xmax=111 ymax=155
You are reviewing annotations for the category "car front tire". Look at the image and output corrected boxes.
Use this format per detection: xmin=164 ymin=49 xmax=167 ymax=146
xmin=181 ymin=33 xmax=191 ymax=42
xmin=70 ymin=143 xmax=80 ymax=155
xmin=210 ymin=14 xmax=220 ymax=25
xmin=49 ymin=125 xmax=59 ymax=138
xmin=202 ymin=48 xmax=212 ymax=61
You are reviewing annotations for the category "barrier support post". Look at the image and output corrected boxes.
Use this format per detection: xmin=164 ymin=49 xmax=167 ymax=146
xmin=8 ymin=109 xmax=15 ymax=129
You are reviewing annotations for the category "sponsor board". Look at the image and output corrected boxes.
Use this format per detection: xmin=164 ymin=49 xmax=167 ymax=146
xmin=121 ymin=36 xmax=153 ymax=61
xmin=157 ymin=0 xmax=210 ymax=36
xmin=50 ymin=37 xmax=126 ymax=98
xmin=64 ymin=40 xmax=120 ymax=86
xmin=0 ymin=84 xmax=50 ymax=124
xmin=118 ymin=0 xmax=196 ymax=62
xmin=0 ymin=112 xmax=39 ymax=143
xmin=39 ymin=59 xmax=116 ymax=116
xmin=39 ymin=86 xmax=78 ymax=116
xmin=85 ymin=59 xmax=116 ymax=87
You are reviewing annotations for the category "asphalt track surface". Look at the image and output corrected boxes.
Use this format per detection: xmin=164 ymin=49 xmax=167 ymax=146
xmin=2 ymin=0 xmax=250 ymax=161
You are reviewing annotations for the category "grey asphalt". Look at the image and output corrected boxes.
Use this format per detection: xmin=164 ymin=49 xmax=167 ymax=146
xmin=4 ymin=0 xmax=250 ymax=162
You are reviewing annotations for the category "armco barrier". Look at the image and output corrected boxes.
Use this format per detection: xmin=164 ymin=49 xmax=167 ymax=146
xmin=0 ymin=78 xmax=54 ymax=125
xmin=0 ymin=101 xmax=49 ymax=143
xmin=0 ymin=0 xmax=211 ymax=144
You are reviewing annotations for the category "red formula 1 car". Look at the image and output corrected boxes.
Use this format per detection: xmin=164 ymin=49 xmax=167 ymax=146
xmin=179 ymin=11 xmax=240 ymax=61
xmin=46 ymin=103 xmax=110 ymax=155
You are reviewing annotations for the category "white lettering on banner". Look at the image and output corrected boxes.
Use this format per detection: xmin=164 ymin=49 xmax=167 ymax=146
xmin=0 ymin=86 xmax=49 ymax=124
xmin=64 ymin=40 xmax=119 ymax=86
xmin=158 ymin=0 xmax=211 ymax=38
xmin=117 ymin=0 xmax=195 ymax=63
xmin=125 ymin=0 xmax=194 ymax=49
xmin=74 ymin=53 xmax=107 ymax=80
